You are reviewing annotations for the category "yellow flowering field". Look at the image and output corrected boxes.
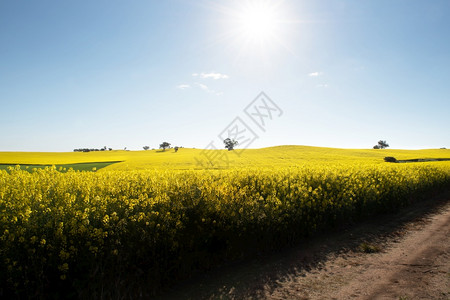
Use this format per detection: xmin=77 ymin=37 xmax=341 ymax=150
xmin=0 ymin=147 xmax=449 ymax=297
xmin=1 ymin=146 xmax=449 ymax=170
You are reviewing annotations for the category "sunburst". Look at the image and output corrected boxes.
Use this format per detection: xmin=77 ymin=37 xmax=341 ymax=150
xmin=236 ymin=1 xmax=281 ymax=43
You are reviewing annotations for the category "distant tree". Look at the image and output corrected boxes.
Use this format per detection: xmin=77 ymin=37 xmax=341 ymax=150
xmin=74 ymin=147 xmax=107 ymax=152
xmin=373 ymin=145 xmax=380 ymax=149
xmin=384 ymin=156 xmax=397 ymax=163
xmin=108 ymin=148 xmax=112 ymax=151
xmin=223 ymin=138 xmax=238 ymax=151
xmin=143 ymin=146 xmax=150 ymax=150
xmin=159 ymin=142 xmax=171 ymax=151
xmin=377 ymin=140 xmax=389 ymax=149
xmin=174 ymin=146 xmax=179 ymax=152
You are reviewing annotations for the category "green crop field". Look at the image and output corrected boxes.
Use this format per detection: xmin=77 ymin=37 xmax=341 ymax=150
xmin=1 ymin=146 xmax=449 ymax=298
xmin=0 ymin=161 xmax=121 ymax=173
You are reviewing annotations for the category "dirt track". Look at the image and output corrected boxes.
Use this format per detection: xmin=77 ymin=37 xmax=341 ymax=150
xmin=160 ymin=191 xmax=450 ymax=300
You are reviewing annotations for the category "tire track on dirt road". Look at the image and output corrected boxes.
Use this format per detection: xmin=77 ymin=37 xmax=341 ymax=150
xmin=159 ymin=191 xmax=450 ymax=300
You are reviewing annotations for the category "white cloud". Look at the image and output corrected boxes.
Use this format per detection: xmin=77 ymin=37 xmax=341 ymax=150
xmin=176 ymin=82 xmax=223 ymax=95
xmin=202 ymin=72 xmax=229 ymax=79
xmin=195 ymin=83 xmax=223 ymax=96
xmin=196 ymin=83 xmax=209 ymax=90
xmin=176 ymin=84 xmax=190 ymax=90
xmin=192 ymin=72 xmax=229 ymax=80
xmin=316 ymin=84 xmax=329 ymax=88
xmin=177 ymin=72 xmax=227 ymax=95
xmin=308 ymin=71 xmax=323 ymax=77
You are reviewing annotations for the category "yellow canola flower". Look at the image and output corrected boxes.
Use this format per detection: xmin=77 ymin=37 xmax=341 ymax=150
xmin=0 ymin=152 xmax=448 ymax=296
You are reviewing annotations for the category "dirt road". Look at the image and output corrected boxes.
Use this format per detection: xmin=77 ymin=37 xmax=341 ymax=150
xmin=160 ymin=192 xmax=450 ymax=300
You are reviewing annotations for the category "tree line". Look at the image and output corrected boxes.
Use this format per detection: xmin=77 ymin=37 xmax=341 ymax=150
xmin=73 ymin=146 xmax=112 ymax=152
xmin=74 ymin=139 xmax=392 ymax=153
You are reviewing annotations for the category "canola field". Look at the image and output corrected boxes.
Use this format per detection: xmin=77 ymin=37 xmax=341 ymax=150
xmin=1 ymin=146 xmax=449 ymax=297
xmin=1 ymin=145 xmax=449 ymax=170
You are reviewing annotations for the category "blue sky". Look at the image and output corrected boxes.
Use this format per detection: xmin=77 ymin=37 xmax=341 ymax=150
xmin=1 ymin=0 xmax=449 ymax=151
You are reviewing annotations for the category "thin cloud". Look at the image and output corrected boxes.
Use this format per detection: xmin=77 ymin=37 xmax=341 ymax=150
xmin=178 ymin=72 xmax=227 ymax=95
xmin=196 ymin=83 xmax=209 ymax=90
xmin=192 ymin=72 xmax=229 ymax=80
xmin=176 ymin=84 xmax=190 ymax=90
xmin=195 ymin=83 xmax=223 ymax=96
xmin=308 ymin=71 xmax=323 ymax=77
xmin=316 ymin=84 xmax=329 ymax=88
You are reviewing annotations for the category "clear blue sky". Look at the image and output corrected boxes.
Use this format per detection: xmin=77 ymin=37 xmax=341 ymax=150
xmin=1 ymin=0 xmax=449 ymax=151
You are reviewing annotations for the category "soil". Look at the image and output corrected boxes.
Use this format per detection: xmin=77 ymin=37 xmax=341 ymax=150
xmin=158 ymin=191 xmax=450 ymax=300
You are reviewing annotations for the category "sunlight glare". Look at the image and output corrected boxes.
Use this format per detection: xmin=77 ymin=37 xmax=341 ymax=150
xmin=209 ymin=0 xmax=294 ymax=70
xmin=238 ymin=4 xmax=278 ymax=41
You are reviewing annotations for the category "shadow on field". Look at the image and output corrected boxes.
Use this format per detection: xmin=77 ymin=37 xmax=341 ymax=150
xmin=157 ymin=189 xmax=450 ymax=300
xmin=0 ymin=161 xmax=122 ymax=172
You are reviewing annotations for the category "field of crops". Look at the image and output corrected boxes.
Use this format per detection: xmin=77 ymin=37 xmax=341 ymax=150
xmin=1 ymin=146 xmax=449 ymax=298
xmin=1 ymin=146 xmax=449 ymax=170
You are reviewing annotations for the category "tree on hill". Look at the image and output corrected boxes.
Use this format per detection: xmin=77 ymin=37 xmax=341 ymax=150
xmin=174 ymin=146 xmax=179 ymax=152
xmin=374 ymin=140 xmax=389 ymax=149
xmin=143 ymin=146 xmax=150 ymax=150
xmin=159 ymin=142 xmax=171 ymax=151
xmin=74 ymin=147 xmax=108 ymax=152
xmin=223 ymin=138 xmax=238 ymax=151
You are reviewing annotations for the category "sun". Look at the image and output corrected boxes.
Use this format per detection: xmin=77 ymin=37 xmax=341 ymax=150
xmin=208 ymin=0 xmax=293 ymax=68
xmin=235 ymin=1 xmax=280 ymax=43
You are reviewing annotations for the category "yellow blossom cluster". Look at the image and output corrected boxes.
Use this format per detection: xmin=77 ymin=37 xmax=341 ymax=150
xmin=0 ymin=162 xmax=449 ymax=297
